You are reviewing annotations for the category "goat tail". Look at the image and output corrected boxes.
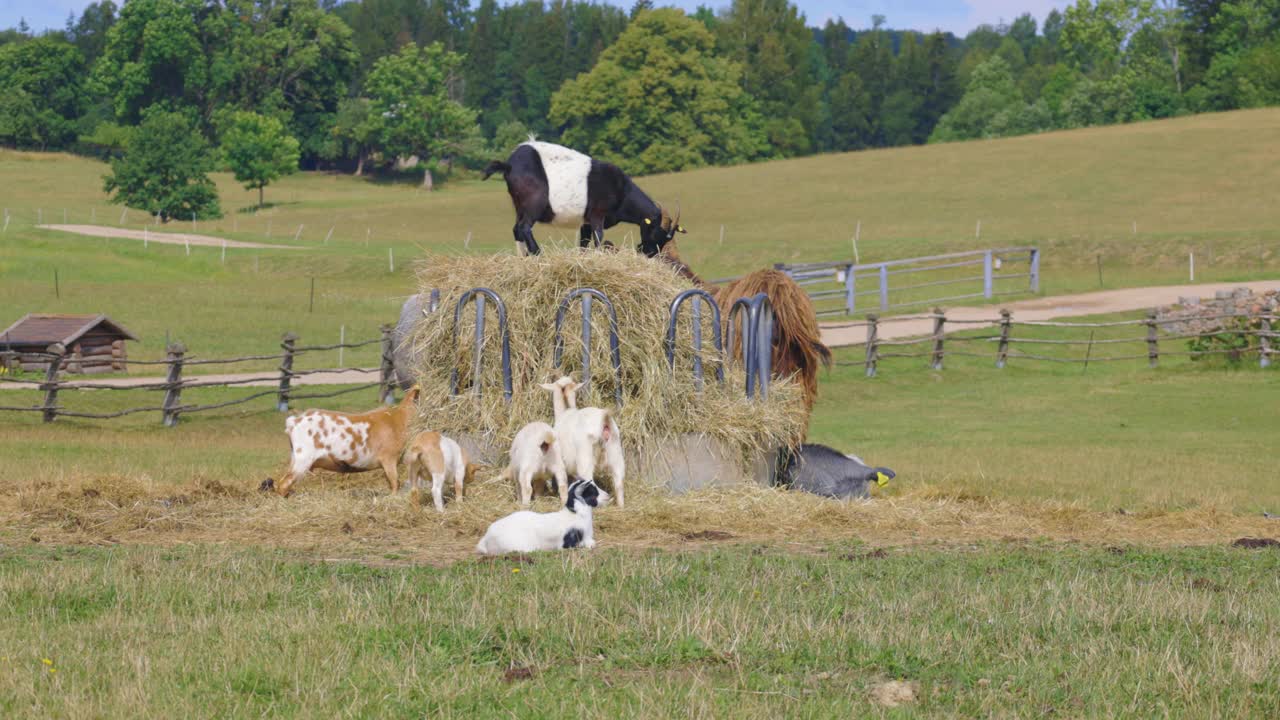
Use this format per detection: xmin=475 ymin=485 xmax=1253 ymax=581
xmin=540 ymin=430 xmax=557 ymax=451
xmin=482 ymin=160 xmax=511 ymax=180
xmin=600 ymin=410 xmax=617 ymax=444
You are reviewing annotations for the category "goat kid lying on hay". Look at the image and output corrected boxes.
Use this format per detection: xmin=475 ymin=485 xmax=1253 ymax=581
xmin=400 ymin=250 xmax=810 ymax=498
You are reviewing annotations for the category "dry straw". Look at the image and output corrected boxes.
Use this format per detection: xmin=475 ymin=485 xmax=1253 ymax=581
xmin=3 ymin=473 xmax=1271 ymax=565
xmin=405 ymin=249 xmax=807 ymax=485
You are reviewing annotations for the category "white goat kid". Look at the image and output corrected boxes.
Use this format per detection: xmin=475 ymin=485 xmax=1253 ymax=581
xmin=539 ymin=376 xmax=626 ymax=508
xmin=501 ymin=421 xmax=568 ymax=507
xmin=403 ymin=431 xmax=473 ymax=512
xmin=475 ymin=478 xmax=608 ymax=554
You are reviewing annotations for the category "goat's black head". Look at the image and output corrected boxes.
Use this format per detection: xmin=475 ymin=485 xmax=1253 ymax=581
xmin=638 ymin=203 xmax=686 ymax=257
xmin=565 ymin=477 xmax=608 ymax=511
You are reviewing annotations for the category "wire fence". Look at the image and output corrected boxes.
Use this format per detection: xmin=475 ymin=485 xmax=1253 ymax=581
xmin=833 ymin=305 xmax=1278 ymax=377
xmin=0 ymin=328 xmax=397 ymax=425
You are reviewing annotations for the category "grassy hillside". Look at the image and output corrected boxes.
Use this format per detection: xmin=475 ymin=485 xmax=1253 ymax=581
xmin=2 ymin=109 xmax=1279 ymax=364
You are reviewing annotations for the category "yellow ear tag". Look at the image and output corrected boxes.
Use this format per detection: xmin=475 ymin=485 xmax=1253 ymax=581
xmin=876 ymin=472 xmax=890 ymax=487
xmin=644 ymin=218 xmax=651 ymax=225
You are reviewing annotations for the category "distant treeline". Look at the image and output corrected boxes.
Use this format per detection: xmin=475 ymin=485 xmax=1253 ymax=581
xmin=2 ymin=0 xmax=1279 ymax=177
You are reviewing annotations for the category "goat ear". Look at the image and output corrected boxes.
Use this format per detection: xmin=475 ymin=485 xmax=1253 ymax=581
xmin=539 ymin=383 xmax=557 ymax=391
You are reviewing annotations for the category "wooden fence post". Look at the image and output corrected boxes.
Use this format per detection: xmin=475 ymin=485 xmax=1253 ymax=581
xmin=380 ymin=323 xmax=396 ymax=405
xmin=930 ymin=308 xmax=946 ymax=370
xmin=995 ymin=309 xmax=1012 ymax=368
xmin=1029 ymin=248 xmax=1041 ymax=294
xmin=864 ymin=314 xmax=879 ymax=378
xmin=41 ymin=343 xmax=64 ymax=423
xmin=1146 ymin=310 xmax=1159 ymax=369
xmin=1260 ymin=300 xmax=1274 ymax=369
xmin=278 ymin=332 xmax=297 ymax=412
xmin=161 ymin=342 xmax=186 ymax=427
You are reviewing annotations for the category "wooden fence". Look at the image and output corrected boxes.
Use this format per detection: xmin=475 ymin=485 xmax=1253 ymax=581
xmin=0 ymin=328 xmax=399 ymax=425
xmin=830 ymin=305 xmax=1276 ymax=377
xmin=775 ymin=247 xmax=1041 ymax=317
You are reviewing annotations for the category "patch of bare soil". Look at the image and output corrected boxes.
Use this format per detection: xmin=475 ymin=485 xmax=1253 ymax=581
xmin=870 ymin=680 xmax=919 ymax=708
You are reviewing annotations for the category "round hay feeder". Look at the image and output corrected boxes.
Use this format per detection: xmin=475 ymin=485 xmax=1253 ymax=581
xmin=405 ymin=250 xmax=807 ymax=495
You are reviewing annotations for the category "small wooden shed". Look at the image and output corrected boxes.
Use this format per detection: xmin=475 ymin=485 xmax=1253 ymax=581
xmin=0 ymin=314 xmax=138 ymax=374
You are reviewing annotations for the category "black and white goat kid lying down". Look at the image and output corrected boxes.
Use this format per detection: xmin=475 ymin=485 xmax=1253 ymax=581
xmin=483 ymin=140 xmax=685 ymax=256
xmin=475 ymin=478 xmax=609 ymax=555
xmin=779 ymin=444 xmax=896 ymax=500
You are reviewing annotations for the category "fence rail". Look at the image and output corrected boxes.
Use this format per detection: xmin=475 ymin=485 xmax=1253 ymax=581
xmin=776 ymin=247 xmax=1041 ymax=317
xmin=841 ymin=305 xmax=1277 ymax=377
xmin=0 ymin=332 xmax=396 ymax=424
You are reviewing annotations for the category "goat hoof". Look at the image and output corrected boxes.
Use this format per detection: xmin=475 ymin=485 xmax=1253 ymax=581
xmin=259 ymin=478 xmax=275 ymax=492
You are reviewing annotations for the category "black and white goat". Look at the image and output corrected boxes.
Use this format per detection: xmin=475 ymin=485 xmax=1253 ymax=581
xmin=483 ymin=140 xmax=685 ymax=256
xmin=779 ymin=444 xmax=895 ymax=500
xmin=475 ymin=478 xmax=608 ymax=554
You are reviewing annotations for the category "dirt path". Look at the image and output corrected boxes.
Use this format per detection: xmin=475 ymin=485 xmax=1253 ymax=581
xmin=38 ymin=224 xmax=298 ymax=250
xmin=819 ymin=280 xmax=1280 ymax=347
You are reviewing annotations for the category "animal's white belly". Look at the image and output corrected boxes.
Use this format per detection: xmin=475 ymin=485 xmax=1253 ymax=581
xmin=525 ymin=141 xmax=589 ymax=227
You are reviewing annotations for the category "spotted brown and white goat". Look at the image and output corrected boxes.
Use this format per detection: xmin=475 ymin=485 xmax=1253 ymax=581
xmin=264 ymin=387 xmax=420 ymax=497
xmin=483 ymin=140 xmax=685 ymax=256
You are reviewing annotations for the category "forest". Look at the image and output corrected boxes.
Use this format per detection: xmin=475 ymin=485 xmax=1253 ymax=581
xmin=2 ymin=0 xmax=1278 ymax=182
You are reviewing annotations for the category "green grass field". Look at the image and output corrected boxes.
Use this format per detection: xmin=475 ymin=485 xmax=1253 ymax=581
xmin=3 ymin=110 xmax=1280 ymax=716
xmin=4 ymin=544 xmax=1278 ymax=717
xmin=3 ymin=108 xmax=1280 ymax=365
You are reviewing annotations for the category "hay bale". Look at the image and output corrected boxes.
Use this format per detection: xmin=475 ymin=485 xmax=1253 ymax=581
xmin=406 ymin=249 xmax=806 ymax=491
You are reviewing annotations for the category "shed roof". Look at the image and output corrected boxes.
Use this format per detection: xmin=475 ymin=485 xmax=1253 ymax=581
xmin=0 ymin=314 xmax=139 ymax=348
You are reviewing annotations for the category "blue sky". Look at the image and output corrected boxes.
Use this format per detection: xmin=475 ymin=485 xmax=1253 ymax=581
xmin=3 ymin=0 xmax=1071 ymax=37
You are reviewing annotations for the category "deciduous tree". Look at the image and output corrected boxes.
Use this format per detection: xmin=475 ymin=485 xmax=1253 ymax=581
xmin=219 ymin=111 xmax=301 ymax=208
xmin=103 ymin=109 xmax=220 ymax=222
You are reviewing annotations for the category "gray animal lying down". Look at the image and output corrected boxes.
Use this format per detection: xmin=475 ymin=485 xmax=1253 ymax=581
xmin=780 ymin=443 xmax=895 ymax=499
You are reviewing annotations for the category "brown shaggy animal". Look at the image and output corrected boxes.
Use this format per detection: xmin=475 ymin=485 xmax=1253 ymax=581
xmin=600 ymin=237 xmax=831 ymax=427
xmin=654 ymin=242 xmax=831 ymax=425
xmin=715 ymin=269 xmax=832 ymax=418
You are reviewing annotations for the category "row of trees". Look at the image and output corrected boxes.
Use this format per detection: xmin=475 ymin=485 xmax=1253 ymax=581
xmin=5 ymin=0 xmax=1280 ymax=190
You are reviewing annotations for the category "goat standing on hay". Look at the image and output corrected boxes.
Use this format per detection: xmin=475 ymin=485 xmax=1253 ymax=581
xmin=541 ymin=376 xmax=626 ymax=508
xmin=263 ymin=387 xmax=420 ymax=497
xmin=483 ymin=140 xmax=686 ymax=256
xmin=403 ymin=431 xmax=476 ymax=512
xmin=500 ymin=421 xmax=568 ymax=507
xmin=476 ymin=478 xmax=608 ymax=554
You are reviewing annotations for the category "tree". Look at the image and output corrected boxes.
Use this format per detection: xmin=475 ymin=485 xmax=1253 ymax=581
xmin=91 ymin=0 xmax=214 ymax=125
xmin=67 ymin=1 xmax=117 ymax=66
xmin=205 ymin=0 xmax=358 ymax=165
xmin=930 ymin=55 xmax=1034 ymax=141
xmin=104 ymin=109 xmax=220 ymax=222
xmin=364 ymin=42 xmax=479 ymax=189
xmin=1059 ymin=0 xmax=1154 ymax=76
xmin=325 ymin=98 xmax=378 ymax=175
xmin=550 ymin=8 xmax=768 ymax=174
xmin=220 ymin=111 xmax=301 ymax=208
xmin=0 ymin=37 xmax=85 ymax=149
xmin=716 ymin=0 xmax=823 ymax=157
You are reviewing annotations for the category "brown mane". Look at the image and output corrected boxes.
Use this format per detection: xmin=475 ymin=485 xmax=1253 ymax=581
xmin=650 ymin=241 xmax=831 ymax=433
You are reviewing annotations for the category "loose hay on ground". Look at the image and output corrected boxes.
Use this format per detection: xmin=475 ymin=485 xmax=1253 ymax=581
xmin=2 ymin=474 xmax=1276 ymax=563
xmin=406 ymin=249 xmax=807 ymax=487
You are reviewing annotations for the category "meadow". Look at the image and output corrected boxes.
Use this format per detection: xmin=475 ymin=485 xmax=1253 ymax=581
xmin=2 ymin=111 xmax=1279 ymax=716
xmin=3 ymin=108 xmax=1280 ymax=365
